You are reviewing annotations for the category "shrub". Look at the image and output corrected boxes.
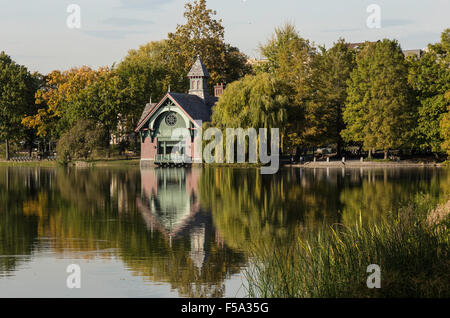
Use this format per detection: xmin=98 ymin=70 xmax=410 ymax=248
xmin=56 ymin=120 xmax=108 ymax=164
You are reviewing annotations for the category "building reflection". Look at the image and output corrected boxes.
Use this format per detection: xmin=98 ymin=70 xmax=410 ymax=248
xmin=138 ymin=168 xmax=202 ymax=239
xmin=136 ymin=168 xmax=241 ymax=292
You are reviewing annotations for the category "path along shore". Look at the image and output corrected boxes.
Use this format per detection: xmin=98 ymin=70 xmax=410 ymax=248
xmin=285 ymin=159 xmax=444 ymax=168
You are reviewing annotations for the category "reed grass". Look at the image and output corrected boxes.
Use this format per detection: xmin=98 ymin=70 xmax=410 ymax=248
xmin=245 ymin=196 xmax=450 ymax=298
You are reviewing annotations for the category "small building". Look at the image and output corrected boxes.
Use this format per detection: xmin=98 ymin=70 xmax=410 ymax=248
xmin=135 ymin=56 xmax=223 ymax=166
xmin=403 ymin=49 xmax=423 ymax=59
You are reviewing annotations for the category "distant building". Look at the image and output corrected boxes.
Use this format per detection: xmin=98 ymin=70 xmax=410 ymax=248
xmin=247 ymin=58 xmax=268 ymax=66
xmin=135 ymin=56 xmax=224 ymax=166
xmin=347 ymin=42 xmax=371 ymax=50
xmin=348 ymin=41 xmax=424 ymax=59
xmin=402 ymin=49 xmax=424 ymax=59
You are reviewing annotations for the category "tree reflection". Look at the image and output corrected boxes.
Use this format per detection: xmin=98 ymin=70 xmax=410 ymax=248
xmin=198 ymin=167 xmax=449 ymax=252
xmin=0 ymin=166 xmax=447 ymax=295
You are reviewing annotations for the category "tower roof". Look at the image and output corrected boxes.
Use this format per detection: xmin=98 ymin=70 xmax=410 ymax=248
xmin=187 ymin=56 xmax=210 ymax=78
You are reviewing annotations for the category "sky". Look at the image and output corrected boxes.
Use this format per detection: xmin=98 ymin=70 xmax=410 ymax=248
xmin=0 ymin=0 xmax=449 ymax=74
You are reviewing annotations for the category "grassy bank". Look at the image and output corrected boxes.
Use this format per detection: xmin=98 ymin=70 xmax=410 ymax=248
xmin=0 ymin=158 xmax=140 ymax=168
xmin=80 ymin=159 xmax=140 ymax=167
xmin=245 ymin=196 xmax=450 ymax=298
xmin=0 ymin=160 xmax=57 ymax=167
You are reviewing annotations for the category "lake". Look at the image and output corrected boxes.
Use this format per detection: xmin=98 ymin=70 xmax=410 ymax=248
xmin=0 ymin=166 xmax=448 ymax=297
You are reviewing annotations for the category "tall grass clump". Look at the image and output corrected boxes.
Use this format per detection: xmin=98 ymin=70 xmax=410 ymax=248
xmin=245 ymin=196 xmax=449 ymax=298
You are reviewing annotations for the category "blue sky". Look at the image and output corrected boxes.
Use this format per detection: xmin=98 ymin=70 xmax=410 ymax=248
xmin=1 ymin=0 xmax=449 ymax=73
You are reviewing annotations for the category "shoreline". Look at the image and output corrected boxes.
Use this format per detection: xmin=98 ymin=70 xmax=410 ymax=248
xmin=285 ymin=160 xmax=445 ymax=169
xmin=0 ymin=159 xmax=446 ymax=168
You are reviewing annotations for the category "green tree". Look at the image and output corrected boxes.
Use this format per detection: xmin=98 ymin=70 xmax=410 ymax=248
xmin=258 ymin=23 xmax=316 ymax=151
xmin=342 ymin=40 xmax=414 ymax=159
xmin=116 ymin=41 xmax=168 ymax=132
xmin=0 ymin=52 xmax=34 ymax=160
xmin=164 ymin=0 xmax=250 ymax=93
xmin=440 ymin=91 xmax=450 ymax=156
xmin=72 ymin=67 xmax=124 ymax=147
xmin=56 ymin=120 xmax=107 ymax=163
xmin=408 ymin=29 xmax=450 ymax=154
xmin=212 ymin=73 xmax=288 ymax=130
xmin=21 ymin=72 xmax=47 ymax=156
xmin=304 ymin=39 xmax=356 ymax=155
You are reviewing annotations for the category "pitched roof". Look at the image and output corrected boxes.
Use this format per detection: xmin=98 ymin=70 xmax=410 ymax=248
xmin=347 ymin=41 xmax=378 ymax=50
xmin=135 ymin=93 xmax=213 ymax=132
xmin=137 ymin=103 xmax=157 ymax=127
xmin=187 ymin=56 xmax=210 ymax=78
xmin=168 ymin=92 xmax=212 ymax=122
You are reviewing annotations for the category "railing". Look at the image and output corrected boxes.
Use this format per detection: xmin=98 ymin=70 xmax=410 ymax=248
xmin=154 ymin=154 xmax=191 ymax=164
xmin=11 ymin=156 xmax=57 ymax=162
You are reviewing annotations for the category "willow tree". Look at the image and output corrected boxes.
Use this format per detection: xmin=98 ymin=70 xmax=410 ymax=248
xmin=211 ymin=73 xmax=288 ymax=159
xmin=342 ymin=40 xmax=414 ymax=159
xmin=212 ymin=73 xmax=288 ymax=130
xmin=165 ymin=0 xmax=250 ymax=93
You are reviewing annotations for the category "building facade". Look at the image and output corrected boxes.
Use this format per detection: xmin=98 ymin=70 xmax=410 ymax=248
xmin=135 ymin=56 xmax=222 ymax=166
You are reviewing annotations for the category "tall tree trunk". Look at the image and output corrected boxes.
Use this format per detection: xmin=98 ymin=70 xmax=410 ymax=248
xmin=5 ymin=139 xmax=10 ymax=161
xmin=337 ymin=139 xmax=342 ymax=158
xmin=384 ymin=150 xmax=388 ymax=160
xmin=368 ymin=149 xmax=372 ymax=159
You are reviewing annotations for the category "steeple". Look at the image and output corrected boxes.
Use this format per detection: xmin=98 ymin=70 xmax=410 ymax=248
xmin=188 ymin=56 xmax=210 ymax=100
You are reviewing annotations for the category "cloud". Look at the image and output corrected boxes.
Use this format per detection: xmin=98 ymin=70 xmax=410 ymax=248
xmin=84 ymin=30 xmax=149 ymax=40
xmin=117 ymin=0 xmax=175 ymax=10
xmin=102 ymin=17 xmax=154 ymax=27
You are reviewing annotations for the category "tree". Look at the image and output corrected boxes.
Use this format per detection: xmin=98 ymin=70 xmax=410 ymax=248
xmin=342 ymin=40 xmax=414 ymax=159
xmin=21 ymin=71 xmax=61 ymax=158
xmin=408 ymin=29 xmax=450 ymax=154
xmin=164 ymin=0 xmax=250 ymax=93
xmin=304 ymin=39 xmax=356 ymax=155
xmin=440 ymin=91 xmax=450 ymax=156
xmin=0 ymin=52 xmax=33 ymax=160
xmin=21 ymin=72 xmax=46 ymax=156
xmin=116 ymin=41 xmax=169 ymax=132
xmin=71 ymin=67 xmax=124 ymax=148
xmin=23 ymin=67 xmax=99 ymax=140
xmin=212 ymin=72 xmax=288 ymax=159
xmin=56 ymin=120 xmax=107 ymax=163
xmin=258 ymin=23 xmax=316 ymax=152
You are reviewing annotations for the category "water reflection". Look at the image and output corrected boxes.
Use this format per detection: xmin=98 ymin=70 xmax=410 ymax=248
xmin=134 ymin=168 xmax=244 ymax=297
xmin=0 ymin=166 xmax=448 ymax=297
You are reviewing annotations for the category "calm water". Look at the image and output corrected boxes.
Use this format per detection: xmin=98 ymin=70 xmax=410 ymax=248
xmin=0 ymin=166 xmax=448 ymax=298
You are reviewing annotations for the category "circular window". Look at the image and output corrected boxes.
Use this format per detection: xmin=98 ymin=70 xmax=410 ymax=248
xmin=165 ymin=113 xmax=177 ymax=126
